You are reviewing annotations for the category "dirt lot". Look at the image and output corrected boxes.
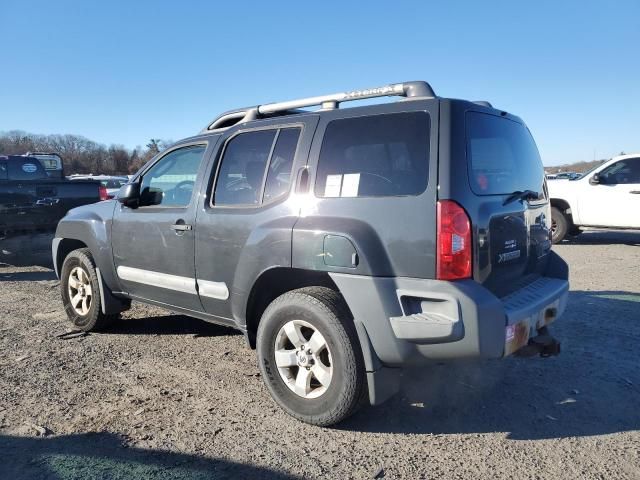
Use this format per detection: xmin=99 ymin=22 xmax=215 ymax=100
xmin=1 ymin=230 xmax=639 ymax=479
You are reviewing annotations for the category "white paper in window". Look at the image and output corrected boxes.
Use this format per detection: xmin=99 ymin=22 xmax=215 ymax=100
xmin=324 ymin=174 xmax=342 ymax=197
xmin=341 ymin=173 xmax=360 ymax=197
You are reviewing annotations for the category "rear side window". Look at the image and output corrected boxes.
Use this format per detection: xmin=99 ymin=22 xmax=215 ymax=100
xmin=315 ymin=112 xmax=430 ymax=198
xmin=263 ymin=128 xmax=300 ymax=201
xmin=214 ymin=127 xmax=301 ymax=206
xmin=466 ymin=112 xmax=545 ymax=196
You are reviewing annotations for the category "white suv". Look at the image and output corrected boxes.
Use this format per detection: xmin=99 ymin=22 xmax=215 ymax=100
xmin=548 ymin=154 xmax=640 ymax=242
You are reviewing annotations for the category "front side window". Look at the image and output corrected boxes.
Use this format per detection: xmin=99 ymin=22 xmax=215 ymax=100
xmin=599 ymin=158 xmax=640 ymax=185
xmin=214 ymin=127 xmax=301 ymax=206
xmin=315 ymin=112 xmax=430 ymax=198
xmin=139 ymin=145 xmax=206 ymax=207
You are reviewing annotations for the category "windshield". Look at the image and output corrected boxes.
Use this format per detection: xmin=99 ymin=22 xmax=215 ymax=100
xmin=466 ymin=112 xmax=545 ymax=196
xmin=574 ymin=162 xmax=603 ymax=180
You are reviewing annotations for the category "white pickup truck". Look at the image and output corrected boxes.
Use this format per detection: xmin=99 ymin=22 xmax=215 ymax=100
xmin=548 ymin=154 xmax=640 ymax=243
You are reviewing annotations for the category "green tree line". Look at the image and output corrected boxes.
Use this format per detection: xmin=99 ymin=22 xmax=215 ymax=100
xmin=0 ymin=131 xmax=171 ymax=175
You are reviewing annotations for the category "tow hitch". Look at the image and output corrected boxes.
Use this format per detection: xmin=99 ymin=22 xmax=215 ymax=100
xmin=515 ymin=327 xmax=561 ymax=358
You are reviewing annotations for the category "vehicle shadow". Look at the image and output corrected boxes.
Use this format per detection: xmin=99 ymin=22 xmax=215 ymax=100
xmin=342 ymin=289 xmax=640 ymax=440
xmin=106 ymin=314 xmax=241 ymax=338
xmin=0 ymin=432 xmax=299 ymax=480
xmin=0 ymin=269 xmax=57 ymax=282
xmin=0 ymin=232 xmax=55 ymax=268
xmin=560 ymin=229 xmax=640 ymax=246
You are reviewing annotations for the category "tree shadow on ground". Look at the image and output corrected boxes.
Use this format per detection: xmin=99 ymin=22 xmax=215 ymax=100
xmin=105 ymin=314 xmax=240 ymax=338
xmin=342 ymin=290 xmax=640 ymax=440
xmin=0 ymin=432 xmax=298 ymax=480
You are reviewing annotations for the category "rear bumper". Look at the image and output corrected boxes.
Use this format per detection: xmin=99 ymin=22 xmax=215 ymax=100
xmin=502 ymin=276 xmax=568 ymax=355
xmin=330 ymin=251 xmax=569 ymax=367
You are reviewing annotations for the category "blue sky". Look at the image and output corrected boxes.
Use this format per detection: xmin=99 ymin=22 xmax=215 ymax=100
xmin=1 ymin=0 xmax=638 ymax=165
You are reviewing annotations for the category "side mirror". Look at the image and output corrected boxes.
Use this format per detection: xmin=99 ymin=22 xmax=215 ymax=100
xmin=117 ymin=182 xmax=140 ymax=208
xmin=589 ymin=173 xmax=600 ymax=185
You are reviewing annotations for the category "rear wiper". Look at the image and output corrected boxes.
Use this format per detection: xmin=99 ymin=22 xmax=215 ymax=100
xmin=503 ymin=189 xmax=540 ymax=206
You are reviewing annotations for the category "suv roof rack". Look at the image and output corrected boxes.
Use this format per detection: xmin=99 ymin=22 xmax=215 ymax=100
xmin=201 ymin=81 xmax=436 ymax=133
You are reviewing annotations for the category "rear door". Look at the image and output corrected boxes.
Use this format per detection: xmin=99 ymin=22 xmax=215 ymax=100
xmin=445 ymin=105 xmax=551 ymax=297
xmin=111 ymin=142 xmax=212 ymax=311
xmin=194 ymin=116 xmax=318 ymax=321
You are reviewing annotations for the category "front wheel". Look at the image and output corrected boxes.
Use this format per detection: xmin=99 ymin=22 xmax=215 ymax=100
xmin=60 ymin=248 xmax=118 ymax=331
xmin=256 ymin=287 xmax=366 ymax=426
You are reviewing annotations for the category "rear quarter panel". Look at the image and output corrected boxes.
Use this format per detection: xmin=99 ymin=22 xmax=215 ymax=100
xmin=293 ymin=100 xmax=440 ymax=279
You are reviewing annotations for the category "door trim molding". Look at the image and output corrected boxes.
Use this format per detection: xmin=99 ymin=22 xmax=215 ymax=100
xmin=116 ymin=266 xmax=197 ymax=295
xmin=116 ymin=265 xmax=230 ymax=300
xmin=198 ymin=279 xmax=230 ymax=300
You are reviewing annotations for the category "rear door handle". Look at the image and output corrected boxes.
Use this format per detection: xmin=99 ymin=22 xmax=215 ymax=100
xmin=170 ymin=223 xmax=192 ymax=231
xmin=630 ymin=191 xmax=640 ymax=194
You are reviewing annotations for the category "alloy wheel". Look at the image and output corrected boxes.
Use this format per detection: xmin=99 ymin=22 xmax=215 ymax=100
xmin=274 ymin=319 xmax=333 ymax=399
xmin=68 ymin=266 xmax=92 ymax=316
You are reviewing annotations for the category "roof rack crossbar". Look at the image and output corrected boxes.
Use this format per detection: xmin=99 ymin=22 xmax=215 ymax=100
xmin=201 ymin=81 xmax=435 ymax=133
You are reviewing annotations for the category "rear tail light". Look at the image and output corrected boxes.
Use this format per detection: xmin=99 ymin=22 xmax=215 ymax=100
xmin=436 ymin=200 xmax=472 ymax=280
xmin=99 ymin=185 xmax=110 ymax=201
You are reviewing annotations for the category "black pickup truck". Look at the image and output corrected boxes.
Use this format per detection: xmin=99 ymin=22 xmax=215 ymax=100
xmin=1 ymin=155 xmax=104 ymax=237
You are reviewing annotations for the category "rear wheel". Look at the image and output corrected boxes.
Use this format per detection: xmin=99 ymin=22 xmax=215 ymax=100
xmin=551 ymin=207 xmax=569 ymax=244
xmin=256 ymin=287 xmax=365 ymax=426
xmin=60 ymin=248 xmax=118 ymax=331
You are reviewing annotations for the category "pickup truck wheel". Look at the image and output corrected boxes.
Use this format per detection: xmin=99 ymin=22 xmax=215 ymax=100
xmin=60 ymin=248 xmax=118 ymax=331
xmin=550 ymin=207 xmax=568 ymax=244
xmin=256 ymin=287 xmax=365 ymax=426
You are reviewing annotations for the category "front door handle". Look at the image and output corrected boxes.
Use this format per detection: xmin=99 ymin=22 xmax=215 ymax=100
xmin=170 ymin=223 xmax=192 ymax=231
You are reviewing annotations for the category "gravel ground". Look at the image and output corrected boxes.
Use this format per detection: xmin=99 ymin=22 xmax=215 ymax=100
xmin=0 ymin=230 xmax=639 ymax=479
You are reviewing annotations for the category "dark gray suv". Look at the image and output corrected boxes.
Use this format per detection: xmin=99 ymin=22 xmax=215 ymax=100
xmin=53 ymin=81 xmax=569 ymax=426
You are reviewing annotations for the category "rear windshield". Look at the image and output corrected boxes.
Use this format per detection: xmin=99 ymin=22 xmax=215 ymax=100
xmin=466 ymin=112 xmax=544 ymax=196
xmin=6 ymin=157 xmax=48 ymax=181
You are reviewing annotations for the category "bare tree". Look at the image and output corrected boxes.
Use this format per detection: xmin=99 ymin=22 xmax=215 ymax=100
xmin=0 ymin=131 xmax=170 ymax=176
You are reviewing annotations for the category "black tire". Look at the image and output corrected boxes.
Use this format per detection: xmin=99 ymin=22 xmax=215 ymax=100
xmin=256 ymin=287 xmax=366 ymax=426
xmin=551 ymin=207 xmax=569 ymax=244
xmin=60 ymin=248 xmax=118 ymax=331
